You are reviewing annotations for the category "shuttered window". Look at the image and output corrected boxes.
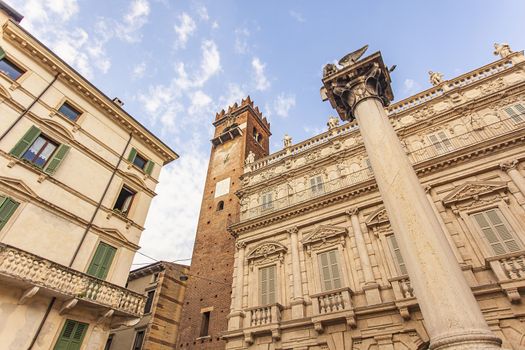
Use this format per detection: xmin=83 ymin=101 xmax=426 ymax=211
xmin=504 ymin=104 xmax=525 ymax=124
xmin=144 ymin=290 xmax=155 ymax=314
xmin=387 ymin=235 xmax=408 ymax=276
xmin=261 ymin=192 xmax=273 ymax=211
xmin=310 ymin=175 xmax=324 ymax=195
xmin=132 ymin=330 xmax=145 ymax=350
xmin=259 ymin=265 xmax=276 ymax=305
xmin=128 ymin=147 xmax=155 ymax=175
xmin=471 ymin=208 xmax=521 ymax=255
xmin=86 ymin=242 xmax=116 ymax=280
xmin=428 ymin=131 xmax=453 ymax=154
xmin=0 ymin=196 xmax=19 ymax=230
xmin=10 ymin=126 xmax=70 ymax=174
xmin=53 ymin=319 xmax=88 ymax=350
xmin=318 ymin=250 xmax=342 ymax=291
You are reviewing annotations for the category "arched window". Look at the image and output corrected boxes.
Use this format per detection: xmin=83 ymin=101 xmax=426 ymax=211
xmin=217 ymin=201 xmax=224 ymax=211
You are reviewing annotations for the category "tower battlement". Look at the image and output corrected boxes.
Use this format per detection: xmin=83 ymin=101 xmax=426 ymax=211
xmin=214 ymin=96 xmax=271 ymax=132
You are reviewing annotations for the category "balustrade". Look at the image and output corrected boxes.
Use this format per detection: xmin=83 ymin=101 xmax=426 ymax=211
xmin=0 ymin=244 xmax=145 ymax=317
xmin=487 ymin=252 xmax=525 ymax=303
xmin=246 ymin=303 xmax=282 ymax=327
xmin=311 ymin=288 xmax=353 ymax=316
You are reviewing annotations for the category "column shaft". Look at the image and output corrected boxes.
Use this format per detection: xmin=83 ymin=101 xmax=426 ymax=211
xmin=349 ymin=211 xmax=375 ymax=283
xmin=289 ymin=227 xmax=305 ymax=317
xmin=354 ymin=98 xmax=499 ymax=349
xmin=234 ymin=244 xmax=245 ymax=311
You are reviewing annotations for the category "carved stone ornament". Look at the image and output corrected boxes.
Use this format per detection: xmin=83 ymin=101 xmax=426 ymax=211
xmin=321 ymin=50 xmax=394 ymax=122
xmin=246 ymin=241 xmax=287 ymax=261
xmin=494 ymin=43 xmax=513 ymax=59
xmin=428 ymin=71 xmax=444 ymax=86
xmin=302 ymin=225 xmax=347 ymax=247
xmin=327 ymin=115 xmax=340 ymax=130
xmin=500 ymin=159 xmax=519 ymax=172
xmin=441 ymin=181 xmax=508 ymax=207
xmin=283 ymin=134 xmax=292 ymax=148
xmin=365 ymin=207 xmax=389 ymax=228
xmin=245 ymin=151 xmax=255 ymax=165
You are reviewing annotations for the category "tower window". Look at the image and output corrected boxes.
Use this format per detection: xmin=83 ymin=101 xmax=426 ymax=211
xmin=217 ymin=201 xmax=224 ymax=211
xmin=200 ymin=311 xmax=211 ymax=337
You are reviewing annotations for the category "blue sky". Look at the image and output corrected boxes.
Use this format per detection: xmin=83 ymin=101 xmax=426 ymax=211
xmin=8 ymin=0 xmax=525 ymax=268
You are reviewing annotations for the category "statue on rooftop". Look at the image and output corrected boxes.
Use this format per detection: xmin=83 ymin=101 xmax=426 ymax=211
xmin=245 ymin=151 xmax=255 ymax=165
xmin=428 ymin=71 xmax=444 ymax=86
xmin=494 ymin=43 xmax=512 ymax=59
xmin=327 ymin=116 xmax=340 ymax=130
xmin=283 ymin=134 xmax=292 ymax=148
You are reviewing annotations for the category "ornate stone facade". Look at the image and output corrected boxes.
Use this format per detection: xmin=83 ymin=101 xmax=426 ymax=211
xmin=224 ymin=48 xmax=525 ymax=349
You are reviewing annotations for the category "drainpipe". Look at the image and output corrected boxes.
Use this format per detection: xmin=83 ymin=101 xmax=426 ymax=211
xmin=28 ymin=132 xmax=133 ymax=349
xmin=0 ymin=73 xmax=59 ymax=142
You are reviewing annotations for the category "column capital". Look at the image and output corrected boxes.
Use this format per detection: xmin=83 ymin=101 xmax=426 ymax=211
xmin=321 ymin=49 xmax=394 ymax=122
xmin=500 ymin=159 xmax=519 ymax=172
xmin=345 ymin=207 xmax=359 ymax=216
xmin=287 ymin=226 xmax=298 ymax=235
xmin=424 ymin=185 xmax=432 ymax=194
xmin=235 ymin=241 xmax=246 ymax=250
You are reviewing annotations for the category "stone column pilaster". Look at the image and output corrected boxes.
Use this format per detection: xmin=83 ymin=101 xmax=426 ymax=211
xmin=500 ymin=160 xmax=525 ymax=198
xmin=287 ymin=226 xmax=305 ymax=318
xmin=346 ymin=208 xmax=381 ymax=304
xmin=227 ymin=241 xmax=245 ymax=330
xmin=322 ymin=51 xmax=502 ymax=350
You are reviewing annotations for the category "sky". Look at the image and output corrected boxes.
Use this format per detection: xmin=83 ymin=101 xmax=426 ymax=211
xmin=7 ymin=0 xmax=525 ymax=269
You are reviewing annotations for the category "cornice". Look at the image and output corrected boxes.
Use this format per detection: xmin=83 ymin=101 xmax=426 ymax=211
xmin=2 ymin=20 xmax=178 ymax=164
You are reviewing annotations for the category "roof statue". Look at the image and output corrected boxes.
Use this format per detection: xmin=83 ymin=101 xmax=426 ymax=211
xmin=245 ymin=150 xmax=255 ymax=165
xmin=283 ymin=134 xmax=292 ymax=148
xmin=327 ymin=116 xmax=339 ymax=130
xmin=494 ymin=43 xmax=512 ymax=59
xmin=428 ymin=71 xmax=444 ymax=86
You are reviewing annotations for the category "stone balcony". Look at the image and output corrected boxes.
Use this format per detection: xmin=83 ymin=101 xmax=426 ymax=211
xmin=243 ymin=303 xmax=283 ymax=344
xmin=388 ymin=276 xmax=417 ymax=320
xmin=0 ymin=243 xmax=145 ymax=322
xmin=310 ymin=287 xmax=356 ymax=333
xmin=487 ymin=251 xmax=525 ymax=303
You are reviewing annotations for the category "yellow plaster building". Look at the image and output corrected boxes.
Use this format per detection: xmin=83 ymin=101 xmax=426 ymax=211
xmin=0 ymin=2 xmax=178 ymax=349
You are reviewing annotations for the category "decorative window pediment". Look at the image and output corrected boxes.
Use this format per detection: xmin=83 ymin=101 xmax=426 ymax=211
xmin=442 ymin=181 xmax=508 ymax=207
xmin=302 ymin=225 xmax=347 ymax=247
xmin=0 ymin=176 xmax=36 ymax=197
xmin=247 ymin=241 xmax=287 ymax=262
xmin=365 ymin=207 xmax=389 ymax=228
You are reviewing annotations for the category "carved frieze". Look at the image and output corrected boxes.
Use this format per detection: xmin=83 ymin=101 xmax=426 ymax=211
xmin=442 ymin=181 xmax=508 ymax=207
xmin=365 ymin=207 xmax=389 ymax=228
xmin=246 ymin=241 xmax=287 ymax=262
xmin=302 ymin=225 xmax=347 ymax=254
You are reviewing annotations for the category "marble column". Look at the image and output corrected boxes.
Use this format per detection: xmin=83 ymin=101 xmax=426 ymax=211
xmin=227 ymin=241 xmax=245 ymax=330
xmin=346 ymin=208 xmax=381 ymax=304
xmin=500 ymin=160 xmax=525 ymax=197
xmin=322 ymin=52 xmax=501 ymax=350
xmin=287 ymin=226 xmax=305 ymax=318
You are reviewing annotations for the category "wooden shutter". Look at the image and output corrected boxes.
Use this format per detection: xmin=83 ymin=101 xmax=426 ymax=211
xmin=10 ymin=125 xmax=41 ymax=158
xmin=144 ymin=160 xmax=154 ymax=175
xmin=0 ymin=196 xmax=19 ymax=230
xmin=259 ymin=265 xmax=276 ymax=305
xmin=388 ymin=235 xmax=407 ymax=275
xmin=127 ymin=147 xmax=137 ymax=162
xmin=504 ymin=105 xmax=525 ymax=123
xmin=53 ymin=319 xmax=88 ymax=350
xmin=44 ymin=144 xmax=71 ymax=175
xmin=472 ymin=209 xmax=520 ymax=255
xmin=87 ymin=242 xmax=117 ymax=280
xmin=310 ymin=176 xmax=324 ymax=194
xmin=318 ymin=250 xmax=342 ymax=291
xmin=0 ymin=47 xmax=5 ymax=60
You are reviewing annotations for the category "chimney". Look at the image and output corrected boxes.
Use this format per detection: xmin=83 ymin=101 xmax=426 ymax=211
xmin=112 ymin=97 xmax=124 ymax=107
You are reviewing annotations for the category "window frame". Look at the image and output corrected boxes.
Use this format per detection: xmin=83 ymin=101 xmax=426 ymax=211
xmin=0 ymin=55 xmax=26 ymax=81
xmin=261 ymin=192 xmax=273 ymax=211
xmin=57 ymin=100 xmax=83 ymax=122
xmin=86 ymin=241 xmax=117 ymax=280
xmin=132 ymin=329 xmax=146 ymax=350
xmin=143 ymin=289 xmax=155 ymax=314
xmin=427 ymin=130 xmax=454 ymax=154
xmin=127 ymin=147 xmax=155 ymax=175
xmin=309 ymin=175 xmax=325 ymax=195
xmin=21 ymin=134 xmax=59 ymax=168
xmin=199 ymin=311 xmax=211 ymax=337
xmin=316 ymin=249 xmax=343 ymax=292
xmin=258 ymin=264 xmax=277 ymax=306
xmin=503 ymin=103 xmax=525 ymax=124
xmin=112 ymin=185 xmax=136 ymax=216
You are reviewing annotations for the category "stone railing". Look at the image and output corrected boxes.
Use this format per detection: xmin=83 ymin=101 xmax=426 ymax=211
xmin=311 ymin=287 xmax=353 ymax=316
xmin=237 ymin=116 xmax=525 ymax=223
xmin=487 ymin=251 xmax=525 ymax=303
xmin=0 ymin=244 xmax=145 ymax=317
xmin=389 ymin=276 xmax=416 ymax=320
xmin=246 ymin=303 xmax=283 ymax=327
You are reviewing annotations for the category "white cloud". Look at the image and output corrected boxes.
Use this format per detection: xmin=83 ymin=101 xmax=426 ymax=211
xmin=196 ymin=5 xmax=209 ymax=21
xmin=188 ymin=90 xmax=213 ymax=115
xmin=132 ymin=62 xmax=147 ymax=79
xmin=251 ymin=57 xmax=270 ymax=91
xmin=402 ymin=78 xmax=421 ymax=96
xmin=273 ymin=93 xmax=296 ymax=118
xmin=234 ymin=28 xmax=250 ymax=54
xmin=211 ymin=21 xmax=219 ymax=29
xmin=290 ymin=10 xmax=306 ymax=22
xmin=174 ymin=12 xmax=196 ymax=49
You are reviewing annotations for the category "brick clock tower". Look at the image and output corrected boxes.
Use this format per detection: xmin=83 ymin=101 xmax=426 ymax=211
xmin=176 ymin=97 xmax=270 ymax=349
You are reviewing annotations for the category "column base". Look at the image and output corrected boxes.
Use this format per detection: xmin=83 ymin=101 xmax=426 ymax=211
xmin=429 ymin=330 xmax=502 ymax=350
xmin=290 ymin=298 xmax=305 ymax=318
xmin=226 ymin=311 xmax=245 ymax=330
xmin=363 ymin=282 xmax=382 ymax=305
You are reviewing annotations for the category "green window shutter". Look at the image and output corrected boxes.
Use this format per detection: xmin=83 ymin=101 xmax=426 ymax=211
xmin=10 ymin=125 xmax=41 ymax=158
xmin=0 ymin=196 xmax=19 ymax=230
xmin=0 ymin=47 xmax=5 ymax=60
xmin=144 ymin=160 xmax=154 ymax=175
xmin=44 ymin=144 xmax=71 ymax=175
xmin=53 ymin=319 xmax=88 ymax=350
xmin=127 ymin=147 xmax=137 ymax=162
xmin=87 ymin=242 xmax=117 ymax=280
